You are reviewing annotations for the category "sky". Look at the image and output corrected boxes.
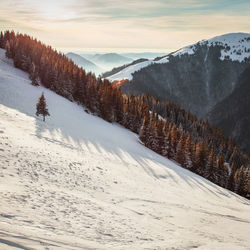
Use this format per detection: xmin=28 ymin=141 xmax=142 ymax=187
xmin=0 ymin=0 xmax=250 ymax=53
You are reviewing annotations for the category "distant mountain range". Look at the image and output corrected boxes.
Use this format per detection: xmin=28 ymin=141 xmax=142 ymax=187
xmin=66 ymin=52 xmax=103 ymax=75
xmin=105 ymin=33 xmax=250 ymax=152
xmin=66 ymin=52 xmax=168 ymax=76
xmin=87 ymin=53 xmax=133 ymax=71
xmin=121 ymin=52 xmax=166 ymax=60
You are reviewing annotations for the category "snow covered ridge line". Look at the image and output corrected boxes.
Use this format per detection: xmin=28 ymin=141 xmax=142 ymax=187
xmin=177 ymin=32 xmax=250 ymax=62
xmin=106 ymin=32 xmax=250 ymax=82
xmin=106 ymin=55 xmax=169 ymax=81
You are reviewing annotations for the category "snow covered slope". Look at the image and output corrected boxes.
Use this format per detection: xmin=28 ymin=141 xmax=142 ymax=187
xmin=106 ymin=32 xmax=250 ymax=82
xmin=178 ymin=32 xmax=250 ymax=62
xmin=106 ymin=56 xmax=169 ymax=82
xmin=0 ymin=48 xmax=250 ymax=249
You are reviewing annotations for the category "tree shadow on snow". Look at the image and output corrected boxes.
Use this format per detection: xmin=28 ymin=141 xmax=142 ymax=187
xmin=31 ymin=96 xmax=249 ymax=206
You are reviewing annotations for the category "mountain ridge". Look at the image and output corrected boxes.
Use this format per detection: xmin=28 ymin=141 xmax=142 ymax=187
xmin=66 ymin=52 xmax=103 ymax=75
xmin=105 ymin=32 xmax=250 ymax=152
xmin=106 ymin=32 xmax=250 ymax=82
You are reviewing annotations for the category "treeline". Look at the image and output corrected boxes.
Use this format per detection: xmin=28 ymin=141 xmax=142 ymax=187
xmin=0 ymin=30 xmax=249 ymax=198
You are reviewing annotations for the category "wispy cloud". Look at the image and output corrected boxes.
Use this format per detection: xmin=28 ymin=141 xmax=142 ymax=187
xmin=0 ymin=0 xmax=249 ymax=51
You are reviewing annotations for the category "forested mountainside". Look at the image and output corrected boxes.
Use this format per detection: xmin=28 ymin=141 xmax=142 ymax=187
xmin=208 ymin=67 xmax=250 ymax=152
xmin=105 ymin=33 xmax=250 ymax=153
xmin=0 ymin=30 xmax=249 ymax=198
xmin=121 ymin=33 xmax=250 ymax=117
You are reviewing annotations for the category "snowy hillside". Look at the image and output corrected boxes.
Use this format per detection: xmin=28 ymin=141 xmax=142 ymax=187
xmin=177 ymin=32 xmax=250 ymax=62
xmin=106 ymin=32 xmax=250 ymax=82
xmin=0 ymin=48 xmax=250 ymax=249
xmin=106 ymin=56 xmax=169 ymax=81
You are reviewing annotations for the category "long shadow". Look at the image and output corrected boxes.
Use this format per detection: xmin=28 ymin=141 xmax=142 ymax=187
xmin=1 ymin=77 xmax=247 ymax=205
xmin=33 ymin=98 xmax=249 ymax=206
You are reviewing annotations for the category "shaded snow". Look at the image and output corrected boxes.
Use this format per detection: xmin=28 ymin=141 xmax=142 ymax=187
xmin=0 ymin=48 xmax=250 ymax=249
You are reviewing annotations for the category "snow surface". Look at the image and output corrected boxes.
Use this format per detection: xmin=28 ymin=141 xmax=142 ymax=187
xmin=107 ymin=56 xmax=169 ymax=81
xmin=106 ymin=33 xmax=250 ymax=82
xmin=178 ymin=32 xmax=250 ymax=62
xmin=0 ymin=48 xmax=250 ymax=249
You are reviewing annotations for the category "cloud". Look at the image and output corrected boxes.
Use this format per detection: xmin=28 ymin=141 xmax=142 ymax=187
xmin=0 ymin=0 xmax=249 ymax=51
xmin=69 ymin=0 xmax=250 ymax=19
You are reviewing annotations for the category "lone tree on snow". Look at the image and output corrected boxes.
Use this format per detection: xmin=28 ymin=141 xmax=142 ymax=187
xmin=36 ymin=92 xmax=50 ymax=121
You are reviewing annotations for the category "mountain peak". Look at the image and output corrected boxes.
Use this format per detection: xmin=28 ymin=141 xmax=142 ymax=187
xmin=66 ymin=52 xmax=103 ymax=74
xmin=176 ymin=32 xmax=250 ymax=62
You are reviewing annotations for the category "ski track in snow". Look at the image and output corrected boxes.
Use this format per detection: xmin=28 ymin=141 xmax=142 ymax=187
xmin=0 ymin=48 xmax=250 ymax=249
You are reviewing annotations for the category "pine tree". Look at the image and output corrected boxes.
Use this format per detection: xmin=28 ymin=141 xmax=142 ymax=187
xmin=5 ymin=40 xmax=12 ymax=58
xmin=0 ymin=31 xmax=4 ymax=48
xmin=227 ymin=163 xmax=236 ymax=192
xmin=205 ymin=147 xmax=216 ymax=181
xmin=229 ymin=147 xmax=244 ymax=169
xmin=216 ymin=155 xmax=227 ymax=187
xmin=183 ymin=135 xmax=193 ymax=170
xmin=176 ymin=133 xmax=186 ymax=166
xmin=235 ymin=166 xmax=249 ymax=196
xmin=148 ymin=117 xmax=156 ymax=149
xmin=29 ymin=62 xmax=40 ymax=86
xmin=169 ymin=124 xmax=177 ymax=159
xmin=36 ymin=93 xmax=50 ymax=121
xmin=194 ymin=140 xmax=208 ymax=175
xmin=156 ymin=120 xmax=164 ymax=154
xmin=161 ymin=121 xmax=170 ymax=157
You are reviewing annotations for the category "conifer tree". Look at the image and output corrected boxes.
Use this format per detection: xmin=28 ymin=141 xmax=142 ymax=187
xmin=36 ymin=93 xmax=50 ymax=121
xmin=205 ymin=147 xmax=216 ymax=181
xmin=229 ymin=147 xmax=243 ymax=169
xmin=29 ymin=62 xmax=40 ymax=86
xmin=156 ymin=120 xmax=164 ymax=154
xmin=217 ymin=155 xmax=227 ymax=186
xmin=227 ymin=163 xmax=236 ymax=191
xmin=0 ymin=31 xmax=4 ymax=48
xmin=194 ymin=141 xmax=208 ymax=175
xmin=148 ymin=117 xmax=156 ymax=149
xmin=176 ymin=133 xmax=186 ymax=166
xmin=5 ymin=40 xmax=12 ymax=58
xmin=139 ymin=116 xmax=149 ymax=145
xmin=235 ymin=166 xmax=249 ymax=196
xmin=169 ymin=124 xmax=177 ymax=159
xmin=183 ymin=135 xmax=193 ymax=169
